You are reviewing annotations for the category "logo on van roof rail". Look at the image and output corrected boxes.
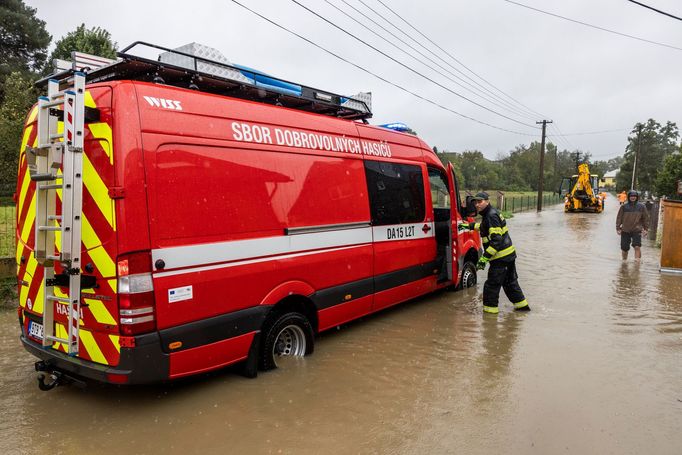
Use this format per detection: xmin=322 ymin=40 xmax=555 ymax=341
xmin=143 ymin=96 xmax=183 ymax=111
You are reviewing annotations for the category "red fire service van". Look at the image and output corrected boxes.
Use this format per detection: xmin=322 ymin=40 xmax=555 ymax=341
xmin=15 ymin=42 xmax=481 ymax=389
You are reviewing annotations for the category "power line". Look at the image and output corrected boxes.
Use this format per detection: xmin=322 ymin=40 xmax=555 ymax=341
xmin=373 ymin=0 xmax=548 ymax=120
xmin=322 ymin=0 xmax=537 ymax=121
xmin=549 ymin=123 xmax=575 ymax=150
xmin=288 ymin=0 xmax=538 ymax=128
xmin=551 ymin=128 xmax=630 ymax=136
xmin=502 ymin=0 xmax=682 ymax=52
xmin=228 ymin=0 xmax=538 ymax=136
xmin=626 ymin=0 xmax=682 ymax=22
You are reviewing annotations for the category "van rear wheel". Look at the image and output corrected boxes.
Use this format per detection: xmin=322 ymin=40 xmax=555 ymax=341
xmin=259 ymin=312 xmax=314 ymax=371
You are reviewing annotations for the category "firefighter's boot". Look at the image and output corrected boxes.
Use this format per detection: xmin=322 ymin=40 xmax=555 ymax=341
xmin=514 ymin=300 xmax=530 ymax=312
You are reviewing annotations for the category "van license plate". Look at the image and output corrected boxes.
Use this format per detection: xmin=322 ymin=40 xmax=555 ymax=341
xmin=28 ymin=321 xmax=44 ymax=341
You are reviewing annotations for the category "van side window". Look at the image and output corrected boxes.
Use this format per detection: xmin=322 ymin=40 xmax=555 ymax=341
xmin=428 ymin=167 xmax=450 ymax=209
xmin=364 ymin=160 xmax=425 ymax=225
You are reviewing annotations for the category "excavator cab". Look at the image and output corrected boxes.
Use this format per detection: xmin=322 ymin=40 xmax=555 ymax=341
xmin=558 ymin=177 xmax=573 ymax=197
xmin=561 ymin=164 xmax=604 ymax=213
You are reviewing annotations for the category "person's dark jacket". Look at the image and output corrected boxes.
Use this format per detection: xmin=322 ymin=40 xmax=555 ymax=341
xmin=616 ymin=202 xmax=650 ymax=233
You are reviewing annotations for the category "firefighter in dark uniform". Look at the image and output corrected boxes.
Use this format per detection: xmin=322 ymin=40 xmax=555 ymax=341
xmin=459 ymin=192 xmax=530 ymax=314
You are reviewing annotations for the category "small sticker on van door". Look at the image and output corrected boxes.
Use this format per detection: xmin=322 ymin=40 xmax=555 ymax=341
xmin=168 ymin=286 xmax=193 ymax=303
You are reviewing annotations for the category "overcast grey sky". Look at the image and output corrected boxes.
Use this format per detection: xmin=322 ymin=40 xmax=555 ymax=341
xmin=25 ymin=0 xmax=682 ymax=161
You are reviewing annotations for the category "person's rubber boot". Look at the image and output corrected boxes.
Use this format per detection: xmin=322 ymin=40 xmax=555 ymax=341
xmin=514 ymin=300 xmax=531 ymax=312
xmin=483 ymin=305 xmax=499 ymax=314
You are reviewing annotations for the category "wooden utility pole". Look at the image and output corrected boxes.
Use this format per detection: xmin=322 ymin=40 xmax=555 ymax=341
xmin=537 ymin=120 xmax=553 ymax=211
xmin=631 ymin=125 xmax=643 ymax=190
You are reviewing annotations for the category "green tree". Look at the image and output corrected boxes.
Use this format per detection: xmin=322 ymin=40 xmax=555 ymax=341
xmin=616 ymin=120 xmax=679 ymax=192
xmin=0 ymin=0 xmax=50 ymax=101
xmin=0 ymin=72 xmax=38 ymax=189
xmin=654 ymin=150 xmax=682 ymax=200
xmin=44 ymin=24 xmax=117 ymax=73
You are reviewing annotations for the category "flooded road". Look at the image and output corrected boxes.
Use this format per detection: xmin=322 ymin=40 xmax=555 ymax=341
xmin=1 ymin=199 xmax=681 ymax=454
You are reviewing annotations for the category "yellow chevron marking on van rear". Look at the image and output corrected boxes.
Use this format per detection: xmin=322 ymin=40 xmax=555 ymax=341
xmin=17 ymin=136 xmax=38 ymax=225
xmin=80 ymin=329 xmax=107 ymax=364
xmin=19 ymin=254 xmax=38 ymax=309
xmin=17 ymin=163 xmax=30 ymax=218
xmin=53 ymin=323 xmax=67 ymax=352
xmin=19 ymin=195 xmax=35 ymax=245
xmin=33 ymin=280 xmax=44 ymax=314
xmin=88 ymin=124 xmax=113 ymax=165
xmin=84 ymin=92 xmax=96 ymax=108
xmin=84 ymin=298 xmax=117 ymax=325
xmin=20 ymin=125 xmax=33 ymax=157
xmin=26 ymin=106 xmax=38 ymax=124
xmin=82 ymin=217 xmax=116 ymax=278
xmin=82 ymin=153 xmax=114 ymax=228
xmin=109 ymin=335 xmax=121 ymax=354
xmin=85 ymin=91 xmax=113 ymax=165
xmin=54 ymin=187 xmax=116 ymax=280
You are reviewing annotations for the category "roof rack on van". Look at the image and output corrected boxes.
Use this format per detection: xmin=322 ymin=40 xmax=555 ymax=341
xmin=37 ymin=41 xmax=373 ymax=121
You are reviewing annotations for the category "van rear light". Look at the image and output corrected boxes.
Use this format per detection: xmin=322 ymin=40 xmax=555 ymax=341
xmin=117 ymin=252 xmax=156 ymax=336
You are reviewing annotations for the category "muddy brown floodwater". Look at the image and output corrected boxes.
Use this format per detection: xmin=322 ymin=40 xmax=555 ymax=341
xmin=1 ymin=199 xmax=681 ymax=455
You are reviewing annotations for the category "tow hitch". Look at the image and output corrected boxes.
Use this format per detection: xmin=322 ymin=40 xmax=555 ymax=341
xmin=35 ymin=361 xmax=87 ymax=391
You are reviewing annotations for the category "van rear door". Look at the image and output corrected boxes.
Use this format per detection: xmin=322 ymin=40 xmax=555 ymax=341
xmin=17 ymin=85 xmax=121 ymax=367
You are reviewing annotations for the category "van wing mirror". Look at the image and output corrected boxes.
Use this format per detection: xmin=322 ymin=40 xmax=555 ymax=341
xmin=462 ymin=195 xmax=476 ymax=217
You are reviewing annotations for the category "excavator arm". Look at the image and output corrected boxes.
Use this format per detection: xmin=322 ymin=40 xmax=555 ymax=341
xmin=564 ymin=163 xmax=603 ymax=213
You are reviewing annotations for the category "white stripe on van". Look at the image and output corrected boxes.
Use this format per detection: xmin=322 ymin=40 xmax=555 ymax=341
xmin=152 ymin=221 xmax=435 ymax=273
xmin=153 ymin=225 xmax=373 ymax=271
xmin=153 ymin=244 xmax=367 ymax=278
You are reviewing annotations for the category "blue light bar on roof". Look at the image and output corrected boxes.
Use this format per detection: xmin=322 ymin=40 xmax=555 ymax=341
xmin=378 ymin=122 xmax=411 ymax=133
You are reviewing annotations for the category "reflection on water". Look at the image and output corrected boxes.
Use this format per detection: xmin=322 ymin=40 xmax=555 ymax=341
xmin=1 ymin=201 xmax=682 ymax=454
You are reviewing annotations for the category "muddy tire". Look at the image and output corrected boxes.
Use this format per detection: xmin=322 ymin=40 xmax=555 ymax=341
xmin=259 ymin=312 xmax=314 ymax=371
xmin=458 ymin=261 xmax=477 ymax=289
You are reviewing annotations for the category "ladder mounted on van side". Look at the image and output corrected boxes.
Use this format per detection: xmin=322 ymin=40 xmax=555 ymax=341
xmin=37 ymin=41 xmax=372 ymax=121
xmin=26 ymin=72 xmax=86 ymax=355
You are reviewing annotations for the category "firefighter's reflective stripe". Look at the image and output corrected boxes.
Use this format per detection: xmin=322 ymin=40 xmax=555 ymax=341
xmin=474 ymin=222 xmax=481 ymax=231
xmin=514 ymin=299 xmax=529 ymax=309
xmin=482 ymin=237 xmax=489 ymax=244
xmin=483 ymin=305 xmax=499 ymax=314
xmin=485 ymin=246 xmax=497 ymax=256
xmin=488 ymin=226 xmax=509 ymax=235
xmin=491 ymin=245 xmax=516 ymax=261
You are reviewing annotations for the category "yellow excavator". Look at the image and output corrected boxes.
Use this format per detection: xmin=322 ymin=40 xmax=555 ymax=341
xmin=558 ymin=163 xmax=604 ymax=213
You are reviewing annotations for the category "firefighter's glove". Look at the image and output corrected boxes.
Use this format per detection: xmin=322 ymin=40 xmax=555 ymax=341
xmin=457 ymin=222 xmax=473 ymax=232
xmin=476 ymin=257 xmax=488 ymax=270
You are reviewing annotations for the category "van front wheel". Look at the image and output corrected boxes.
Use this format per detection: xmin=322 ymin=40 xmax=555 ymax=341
xmin=259 ymin=312 xmax=314 ymax=371
xmin=458 ymin=261 xmax=477 ymax=289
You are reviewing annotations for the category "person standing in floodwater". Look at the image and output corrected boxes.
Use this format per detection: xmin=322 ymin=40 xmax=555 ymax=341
xmin=616 ymin=190 xmax=649 ymax=261
xmin=458 ymin=192 xmax=530 ymax=314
